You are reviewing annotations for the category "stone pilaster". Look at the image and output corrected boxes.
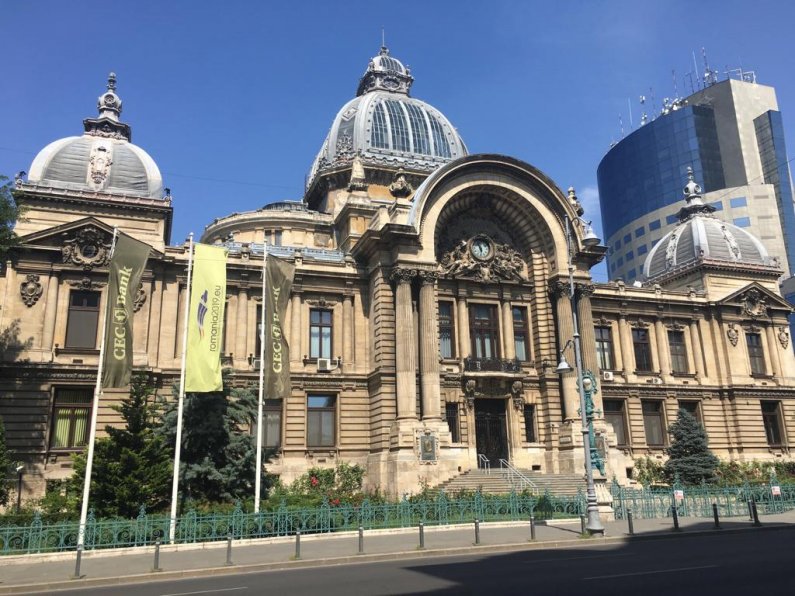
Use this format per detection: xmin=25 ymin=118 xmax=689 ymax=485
xmin=418 ymin=271 xmax=441 ymax=421
xmin=391 ymin=268 xmax=417 ymax=421
xmin=765 ymin=325 xmax=782 ymax=377
xmin=618 ymin=313 xmax=635 ymax=381
xmin=343 ymin=292 xmax=354 ymax=367
xmin=655 ymin=318 xmax=671 ymax=380
xmin=175 ymin=282 xmax=188 ymax=360
xmin=501 ymin=296 xmax=515 ymax=360
xmin=235 ymin=287 xmax=249 ymax=363
xmin=41 ymin=273 xmax=60 ymax=352
xmin=146 ymin=278 xmax=163 ymax=365
xmin=689 ymin=318 xmax=704 ymax=378
xmin=549 ymin=279 xmax=578 ymax=422
xmin=456 ymin=290 xmax=470 ymax=359
xmin=290 ymin=292 xmax=302 ymax=363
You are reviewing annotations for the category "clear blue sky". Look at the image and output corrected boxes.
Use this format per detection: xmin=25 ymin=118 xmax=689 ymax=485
xmin=3 ymin=1 xmax=795 ymax=281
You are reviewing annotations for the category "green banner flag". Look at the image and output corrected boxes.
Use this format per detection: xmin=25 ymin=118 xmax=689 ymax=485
xmin=264 ymin=255 xmax=295 ymax=399
xmin=102 ymin=233 xmax=150 ymax=388
xmin=185 ymin=244 xmax=227 ymax=393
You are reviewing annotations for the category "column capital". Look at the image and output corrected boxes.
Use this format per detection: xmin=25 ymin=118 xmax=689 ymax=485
xmin=548 ymin=278 xmax=571 ymax=299
xmin=390 ymin=267 xmax=417 ymax=284
xmin=575 ymin=282 xmax=595 ymax=297
xmin=417 ymin=270 xmax=439 ymax=285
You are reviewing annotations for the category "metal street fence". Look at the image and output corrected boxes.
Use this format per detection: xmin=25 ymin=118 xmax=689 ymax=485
xmin=610 ymin=480 xmax=795 ymax=520
xmin=0 ymin=490 xmax=583 ymax=556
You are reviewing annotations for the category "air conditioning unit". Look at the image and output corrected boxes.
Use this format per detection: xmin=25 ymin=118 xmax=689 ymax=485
xmin=602 ymin=371 xmax=614 ymax=382
xmin=317 ymin=358 xmax=332 ymax=372
xmin=651 ymin=377 xmax=663 ymax=385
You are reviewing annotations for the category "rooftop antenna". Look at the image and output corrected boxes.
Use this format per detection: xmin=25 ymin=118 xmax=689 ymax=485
xmin=650 ymin=87 xmax=657 ymax=119
xmin=672 ymin=69 xmax=678 ymax=99
xmin=627 ymin=98 xmax=633 ymax=130
xmin=639 ymin=95 xmax=648 ymax=125
xmin=693 ymin=50 xmax=701 ymax=89
xmin=619 ymin=114 xmax=624 ymax=138
xmin=702 ymin=47 xmax=718 ymax=86
xmin=381 ymin=27 xmax=385 ymax=49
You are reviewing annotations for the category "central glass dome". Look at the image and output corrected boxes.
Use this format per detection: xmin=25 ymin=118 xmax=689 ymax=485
xmin=307 ymin=46 xmax=467 ymax=189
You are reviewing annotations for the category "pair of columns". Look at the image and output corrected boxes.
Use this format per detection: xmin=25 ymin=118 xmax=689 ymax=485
xmin=391 ymin=268 xmax=441 ymax=422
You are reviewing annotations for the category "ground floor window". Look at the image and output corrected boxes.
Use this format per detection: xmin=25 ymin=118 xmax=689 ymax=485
xmin=50 ymin=388 xmax=92 ymax=449
xmin=603 ymin=399 xmax=628 ymax=446
xmin=642 ymin=400 xmax=665 ymax=447
xmin=678 ymin=400 xmax=702 ymax=423
xmin=761 ymin=400 xmax=784 ymax=446
xmin=307 ymin=395 xmax=336 ymax=447
xmin=445 ymin=402 xmax=460 ymax=443
xmin=523 ymin=404 xmax=536 ymax=443
xmin=263 ymin=399 xmax=282 ymax=448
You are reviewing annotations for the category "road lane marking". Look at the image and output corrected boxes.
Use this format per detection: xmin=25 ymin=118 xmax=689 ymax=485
xmin=584 ymin=565 xmax=719 ymax=580
xmin=160 ymin=588 xmax=248 ymax=596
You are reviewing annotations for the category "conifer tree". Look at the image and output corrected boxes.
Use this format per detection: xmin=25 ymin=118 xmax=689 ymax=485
xmin=664 ymin=409 xmax=719 ymax=485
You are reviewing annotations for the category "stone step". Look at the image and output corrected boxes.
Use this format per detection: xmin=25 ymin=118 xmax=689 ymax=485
xmin=435 ymin=469 xmax=587 ymax=497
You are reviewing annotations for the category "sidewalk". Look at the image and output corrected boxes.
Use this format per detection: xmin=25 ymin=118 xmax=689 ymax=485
xmin=2 ymin=511 xmax=794 ymax=594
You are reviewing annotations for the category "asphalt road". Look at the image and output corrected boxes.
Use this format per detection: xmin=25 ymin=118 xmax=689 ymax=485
xmin=31 ymin=528 xmax=795 ymax=595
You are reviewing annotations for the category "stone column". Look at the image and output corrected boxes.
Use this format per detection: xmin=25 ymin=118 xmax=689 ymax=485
xmin=689 ymin=318 xmax=705 ymax=378
xmin=41 ymin=273 xmax=60 ymax=351
xmin=225 ymin=293 xmax=237 ymax=357
xmin=575 ymin=283 xmax=598 ymax=374
xmin=550 ymin=279 xmax=578 ymax=422
xmin=765 ymin=325 xmax=783 ymax=377
xmin=175 ymin=282 xmax=188 ymax=360
xmin=235 ymin=287 xmax=249 ymax=363
xmin=501 ymin=296 xmax=516 ymax=360
xmin=392 ymin=268 xmax=417 ymax=420
xmin=418 ymin=271 xmax=441 ymax=421
xmin=147 ymin=278 xmax=163 ymax=366
xmin=618 ymin=313 xmax=634 ymax=379
xmin=456 ymin=289 xmax=470 ymax=359
xmin=655 ymin=318 xmax=671 ymax=378
xmin=290 ymin=292 xmax=302 ymax=363
xmin=342 ymin=292 xmax=354 ymax=367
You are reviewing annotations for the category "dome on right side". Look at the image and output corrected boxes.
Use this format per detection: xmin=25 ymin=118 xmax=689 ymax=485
xmin=643 ymin=168 xmax=778 ymax=280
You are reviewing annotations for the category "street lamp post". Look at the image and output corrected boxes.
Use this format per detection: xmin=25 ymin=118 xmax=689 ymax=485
xmin=557 ymin=215 xmax=604 ymax=535
xmin=15 ymin=465 xmax=24 ymax=514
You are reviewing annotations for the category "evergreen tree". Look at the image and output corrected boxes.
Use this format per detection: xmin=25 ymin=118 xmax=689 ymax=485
xmin=68 ymin=375 xmax=172 ymax=518
xmin=1 ymin=175 xmax=22 ymax=259
xmin=664 ymin=409 xmax=719 ymax=485
xmin=0 ymin=416 xmax=12 ymax=506
xmin=158 ymin=373 xmax=262 ymax=505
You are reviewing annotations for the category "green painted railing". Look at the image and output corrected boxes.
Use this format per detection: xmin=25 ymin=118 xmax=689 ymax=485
xmin=0 ymin=490 xmax=584 ymax=556
xmin=610 ymin=480 xmax=795 ymax=520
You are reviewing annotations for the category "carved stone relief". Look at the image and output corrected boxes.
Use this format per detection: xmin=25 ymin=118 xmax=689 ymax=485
xmin=388 ymin=168 xmax=413 ymax=198
xmin=87 ymin=141 xmax=113 ymax=190
xmin=779 ymin=327 xmax=790 ymax=349
xmin=67 ymin=277 xmax=106 ymax=291
xmin=133 ymin=281 xmax=147 ymax=313
xmin=439 ymin=236 xmax=529 ymax=283
xmin=727 ymin=323 xmax=739 ymax=347
xmin=741 ymin=288 xmax=768 ymax=318
xmin=20 ymin=274 xmax=43 ymax=307
xmin=62 ymin=226 xmax=113 ymax=270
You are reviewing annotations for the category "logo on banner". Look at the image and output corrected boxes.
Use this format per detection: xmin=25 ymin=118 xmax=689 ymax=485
xmin=197 ymin=290 xmax=209 ymax=338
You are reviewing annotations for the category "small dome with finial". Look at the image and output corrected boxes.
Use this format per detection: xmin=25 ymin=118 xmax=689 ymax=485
xmin=25 ymin=73 xmax=163 ymax=199
xmin=643 ymin=167 xmax=776 ymax=280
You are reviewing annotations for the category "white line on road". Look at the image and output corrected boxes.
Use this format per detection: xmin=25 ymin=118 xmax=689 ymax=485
xmin=584 ymin=565 xmax=719 ymax=580
xmin=160 ymin=587 xmax=248 ymax=596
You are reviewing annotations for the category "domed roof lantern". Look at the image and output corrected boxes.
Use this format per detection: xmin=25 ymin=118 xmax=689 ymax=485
xmin=83 ymin=72 xmax=132 ymax=141
xmin=676 ymin=166 xmax=716 ymax=221
xmin=356 ymin=45 xmax=415 ymax=96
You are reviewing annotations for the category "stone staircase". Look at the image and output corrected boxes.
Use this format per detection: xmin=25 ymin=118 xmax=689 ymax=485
xmin=435 ymin=468 xmax=585 ymax=496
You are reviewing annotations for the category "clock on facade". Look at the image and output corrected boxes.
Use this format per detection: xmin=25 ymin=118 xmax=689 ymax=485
xmin=470 ymin=236 xmax=493 ymax=261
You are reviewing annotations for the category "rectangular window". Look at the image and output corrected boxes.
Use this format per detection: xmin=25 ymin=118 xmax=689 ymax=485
xmin=710 ymin=201 xmax=723 ymax=211
xmin=595 ymin=326 xmax=614 ymax=370
xmin=730 ymin=196 xmax=747 ymax=208
xmin=309 ymin=309 xmax=333 ymax=359
xmin=438 ymin=302 xmax=455 ymax=359
xmin=50 ymin=388 xmax=92 ymax=449
xmin=649 ymin=219 xmax=661 ymax=231
xmin=523 ymin=404 xmax=536 ymax=442
xmin=637 ymin=244 xmax=648 ymax=255
xmin=512 ymin=306 xmax=530 ymax=362
xmin=632 ymin=328 xmax=653 ymax=372
xmin=445 ymin=402 xmax=460 ymax=443
xmin=733 ymin=216 xmax=751 ymax=227
xmin=761 ymin=401 xmax=784 ymax=446
xmin=625 ymin=250 xmax=634 ymax=262
xmin=746 ymin=332 xmax=766 ymax=375
xmin=623 ymin=233 xmax=631 ymax=244
xmin=634 ymin=227 xmax=646 ymax=238
xmin=642 ymin=400 xmax=665 ymax=447
xmin=668 ymin=330 xmax=688 ymax=373
xmin=65 ymin=291 xmax=100 ymax=349
xmin=307 ymin=395 xmax=336 ymax=447
xmin=627 ymin=268 xmax=637 ymax=279
xmin=604 ymin=399 xmax=628 ymax=446
xmin=263 ymin=399 xmax=282 ymax=448
xmin=470 ymin=304 xmax=500 ymax=359
xmin=666 ymin=214 xmax=679 ymax=225
xmin=678 ymin=400 xmax=701 ymax=422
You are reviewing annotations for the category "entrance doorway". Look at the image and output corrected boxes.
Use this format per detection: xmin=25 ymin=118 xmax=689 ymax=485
xmin=474 ymin=398 xmax=508 ymax=467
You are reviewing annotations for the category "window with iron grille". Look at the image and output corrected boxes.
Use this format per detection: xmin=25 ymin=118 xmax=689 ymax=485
xmin=50 ymin=388 xmax=92 ymax=449
xmin=445 ymin=402 xmax=460 ymax=443
xmin=668 ymin=330 xmax=688 ymax=373
xmin=439 ymin=301 xmax=455 ymax=359
xmin=512 ymin=306 xmax=530 ymax=362
xmin=746 ymin=332 xmax=766 ymax=375
xmin=309 ymin=309 xmax=333 ymax=359
xmin=632 ymin=328 xmax=653 ymax=372
xmin=595 ymin=326 xmax=614 ymax=370
xmin=65 ymin=291 xmax=100 ymax=349
xmin=307 ymin=395 xmax=336 ymax=447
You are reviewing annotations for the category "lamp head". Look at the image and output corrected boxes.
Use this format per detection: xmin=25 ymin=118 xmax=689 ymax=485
xmin=581 ymin=221 xmax=600 ymax=247
xmin=582 ymin=376 xmax=593 ymax=392
xmin=555 ymin=354 xmax=573 ymax=374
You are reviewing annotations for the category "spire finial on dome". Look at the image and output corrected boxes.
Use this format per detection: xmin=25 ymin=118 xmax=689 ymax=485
xmin=107 ymin=72 xmax=117 ymax=92
xmin=675 ymin=165 xmax=714 ymax=221
xmin=83 ymin=71 xmax=131 ymax=141
xmin=356 ymin=45 xmax=414 ymax=96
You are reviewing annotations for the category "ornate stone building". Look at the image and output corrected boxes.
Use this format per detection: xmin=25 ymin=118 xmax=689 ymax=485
xmin=2 ymin=49 xmax=795 ymax=502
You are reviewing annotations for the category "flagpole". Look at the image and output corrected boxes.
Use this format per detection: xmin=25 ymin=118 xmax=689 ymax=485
xmin=254 ymin=240 xmax=268 ymax=513
xmin=77 ymin=227 xmax=118 ymax=553
xmin=169 ymin=233 xmax=194 ymax=543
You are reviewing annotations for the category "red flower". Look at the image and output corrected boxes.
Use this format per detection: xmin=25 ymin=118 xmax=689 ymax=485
xmin=331 ymin=498 xmax=340 ymax=506
xmin=310 ymin=476 xmax=319 ymax=487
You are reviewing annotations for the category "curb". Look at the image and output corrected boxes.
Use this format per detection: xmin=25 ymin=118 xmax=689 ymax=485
xmin=1 ymin=523 xmax=792 ymax=594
